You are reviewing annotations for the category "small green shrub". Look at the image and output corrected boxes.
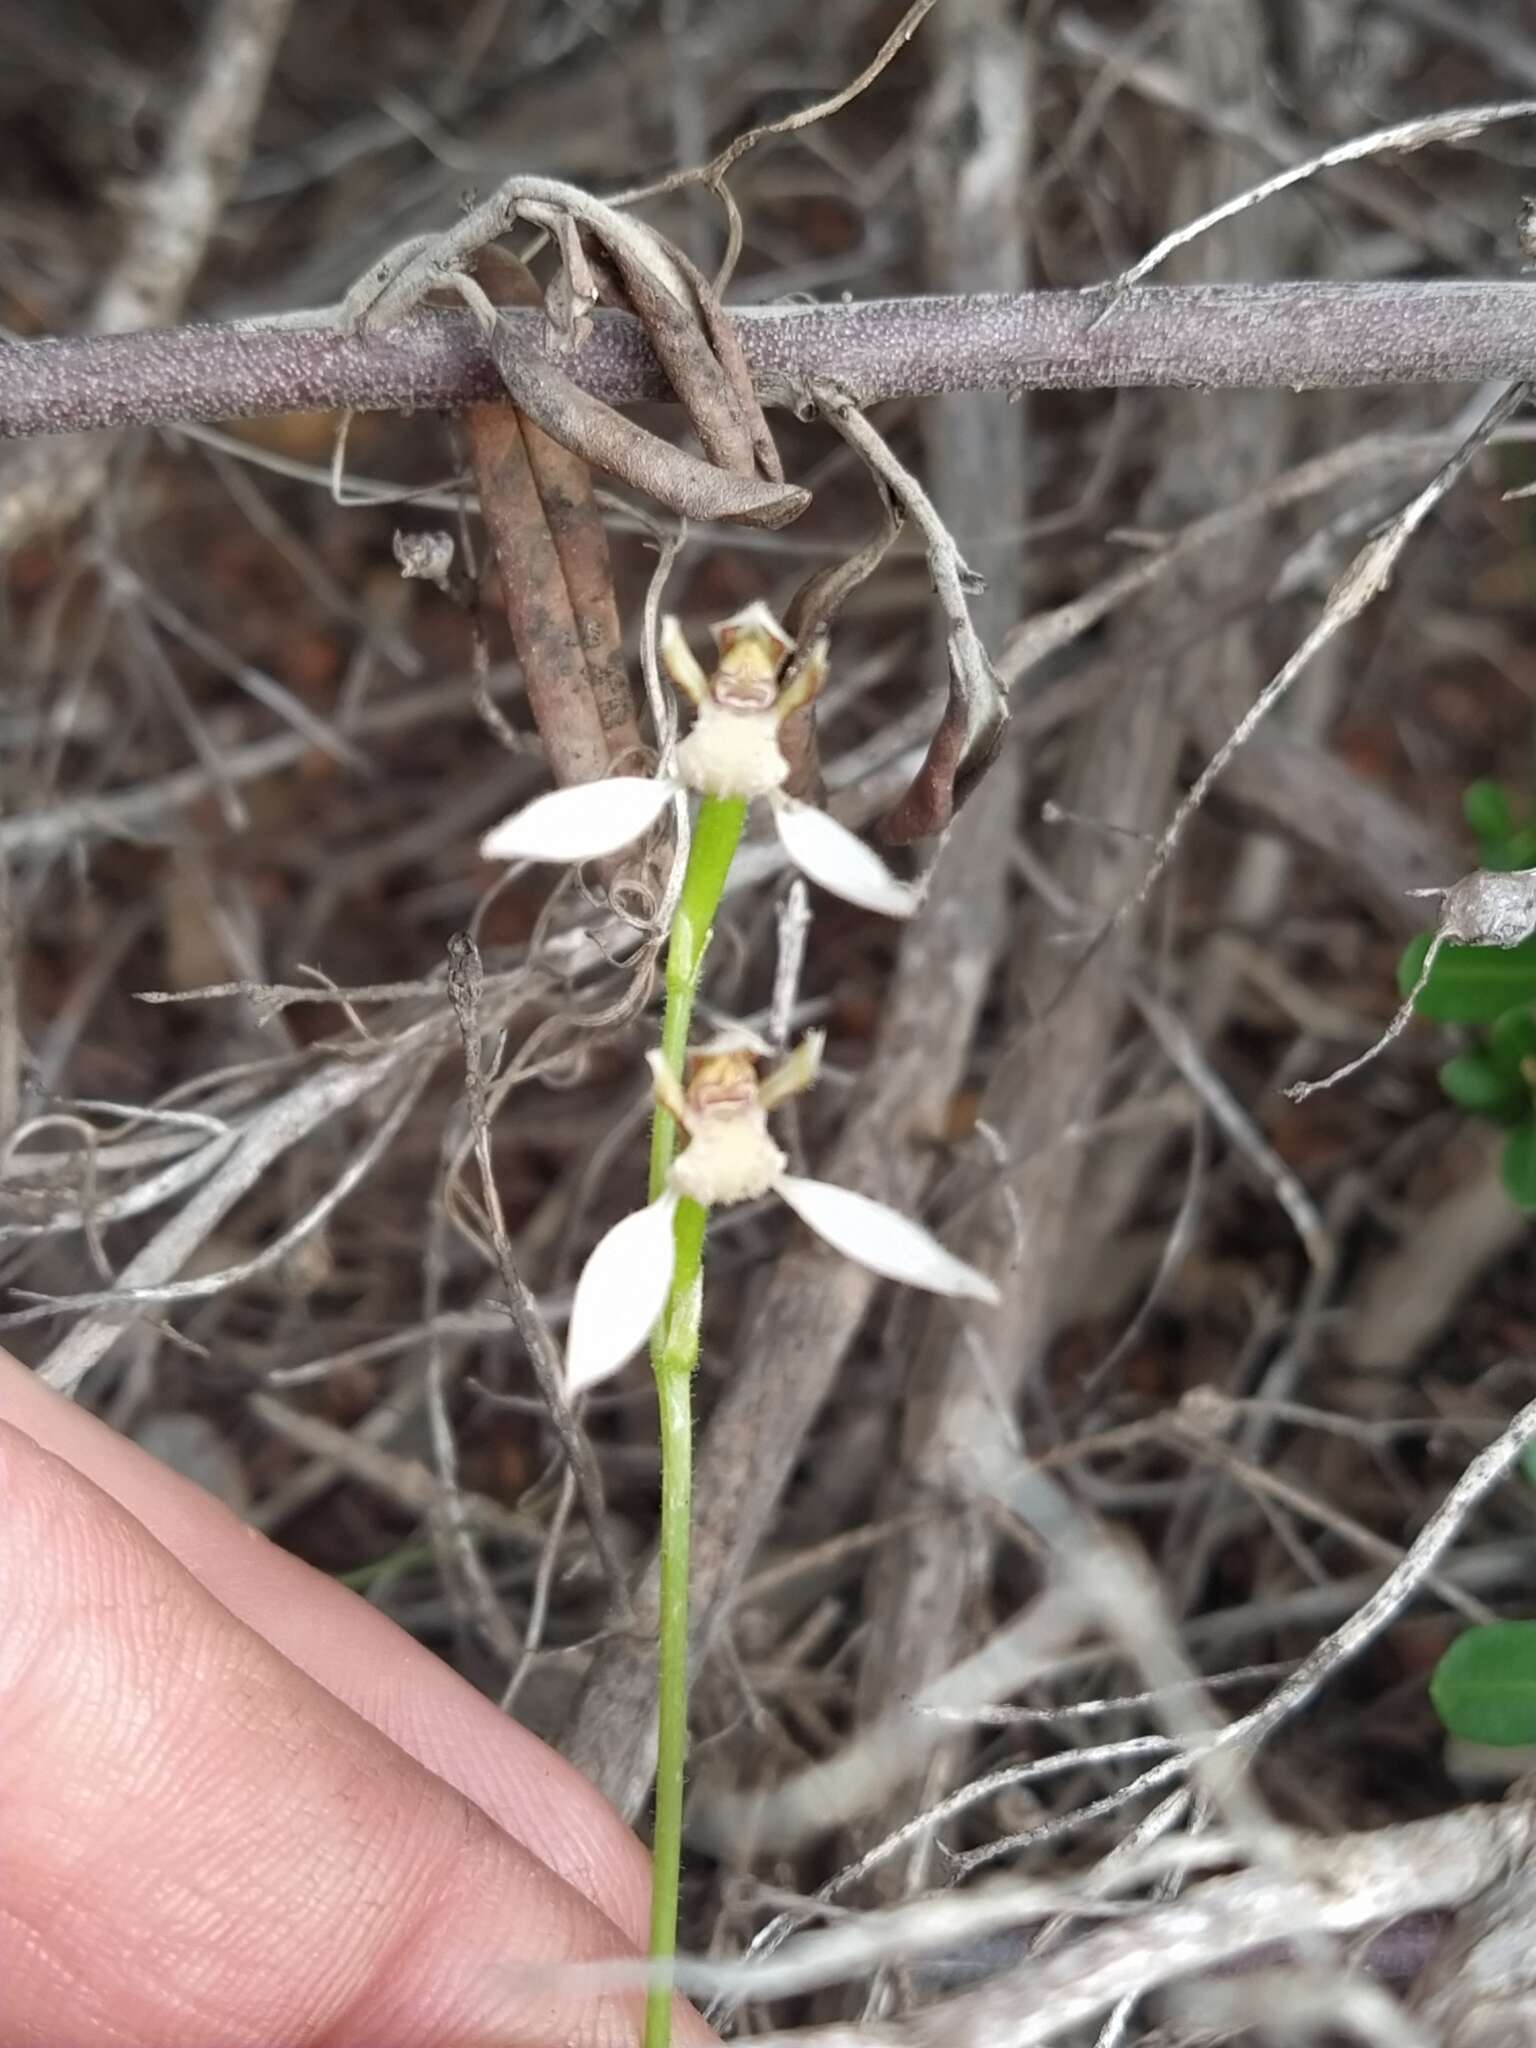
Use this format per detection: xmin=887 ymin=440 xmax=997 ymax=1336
xmin=1431 ymin=1620 xmax=1536 ymax=1746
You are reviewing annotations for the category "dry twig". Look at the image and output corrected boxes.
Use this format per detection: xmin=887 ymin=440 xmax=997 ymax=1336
xmin=745 ymin=1801 xmax=1536 ymax=2048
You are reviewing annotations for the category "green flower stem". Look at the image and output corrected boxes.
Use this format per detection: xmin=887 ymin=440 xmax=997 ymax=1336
xmin=643 ymin=793 xmax=745 ymax=2048
xmin=645 ymin=1195 xmax=706 ymax=2048
xmin=648 ymin=796 xmax=747 ymax=1201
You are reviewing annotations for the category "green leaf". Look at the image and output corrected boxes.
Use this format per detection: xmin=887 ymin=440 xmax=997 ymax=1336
xmin=1489 ymin=1007 xmax=1536 ymax=1081
xmin=1522 ymin=1440 xmax=1536 ymax=1489
xmin=1438 ymin=1051 xmax=1527 ymax=1119
xmin=1502 ymin=1121 xmax=1536 ymax=1208
xmin=1431 ymin=1622 xmax=1536 ymax=1745
xmin=1505 ymin=828 xmax=1536 ymax=872
xmin=1464 ymin=779 xmax=1515 ymax=859
xmin=1399 ymin=933 xmax=1536 ymax=1022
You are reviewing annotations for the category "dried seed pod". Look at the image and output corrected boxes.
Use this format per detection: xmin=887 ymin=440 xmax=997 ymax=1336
xmin=392 ymin=528 xmax=456 ymax=591
xmin=1427 ymin=867 xmax=1536 ymax=950
xmin=1288 ymin=867 xmax=1536 ymax=1103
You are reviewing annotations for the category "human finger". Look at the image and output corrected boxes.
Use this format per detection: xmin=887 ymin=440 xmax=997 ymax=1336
xmin=0 ymin=1419 xmax=712 ymax=2047
xmin=0 ymin=1348 xmax=655 ymax=1944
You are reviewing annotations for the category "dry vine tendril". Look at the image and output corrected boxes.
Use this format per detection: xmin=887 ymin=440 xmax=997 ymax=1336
xmin=343 ymin=176 xmax=807 ymax=532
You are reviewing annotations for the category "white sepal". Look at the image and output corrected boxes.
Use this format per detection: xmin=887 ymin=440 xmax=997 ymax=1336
xmin=770 ymin=796 xmax=920 ymax=920
xmin=566 ymin=1190 xmax=681 ymax=1394
xmin=775 ymin=1174 xmax=999 ymax=1304
xmin=480 ymin=776 xmax=678 ymax=865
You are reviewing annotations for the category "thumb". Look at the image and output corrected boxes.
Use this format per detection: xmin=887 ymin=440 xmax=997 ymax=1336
xmin=0 ymin=1420 xmax=713 ymax=2047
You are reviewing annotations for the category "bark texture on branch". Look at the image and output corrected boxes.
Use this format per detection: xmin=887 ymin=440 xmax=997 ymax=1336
xmin=7 ymin=283 xmax=1536 ymax=442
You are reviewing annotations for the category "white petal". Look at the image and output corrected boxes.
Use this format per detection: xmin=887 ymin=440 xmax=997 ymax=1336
xmin=771 ymin=797 xmax=919 ymax=919
xmin=566 ymin=1192 xmax=680 ymax=1394
xmin=775 ymin=1175 xmax=999 ymax=1303
xmin=480 ymin=777 xmax=678 ymax=864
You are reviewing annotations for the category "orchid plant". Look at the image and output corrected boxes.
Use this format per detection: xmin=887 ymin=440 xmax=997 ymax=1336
xmin=479 ymin=605 xmax=989 ymax=2048
xmin=480 ymin=601 xmax=919 ymax=919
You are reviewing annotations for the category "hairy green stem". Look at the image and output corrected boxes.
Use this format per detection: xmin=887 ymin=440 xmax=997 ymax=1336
xmin=648 ymin=796 xmax=747 ymax=1201
xmin=644 ymin=794 xmax=745 ymax=2048
xmin=644 ymin=1198 xmax=705 ymax=2048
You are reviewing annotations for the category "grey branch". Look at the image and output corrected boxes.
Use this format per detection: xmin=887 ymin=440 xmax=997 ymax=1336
xmin=8 ymin=283 xmax=1536 ymax=441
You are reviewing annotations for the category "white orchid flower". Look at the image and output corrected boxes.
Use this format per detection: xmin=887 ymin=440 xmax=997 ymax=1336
xmin=566 ymin=1029 xmax=999 ymax=1393
xmin=480 ymin=602 xmax=919 ymax=920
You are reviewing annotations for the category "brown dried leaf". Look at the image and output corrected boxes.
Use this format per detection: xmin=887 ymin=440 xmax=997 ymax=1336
xmin=474 ymin=255 xmax=645 ymax=763
xmin=465 ymin=404 xmax=614 ymax=789
xmin=597 ymin=232 xmax=758 ymax=477
xmin=483 ymin=316 xmax=807 ymax=528
xmin=881 ymin=643 xmax=1008 ymax=844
